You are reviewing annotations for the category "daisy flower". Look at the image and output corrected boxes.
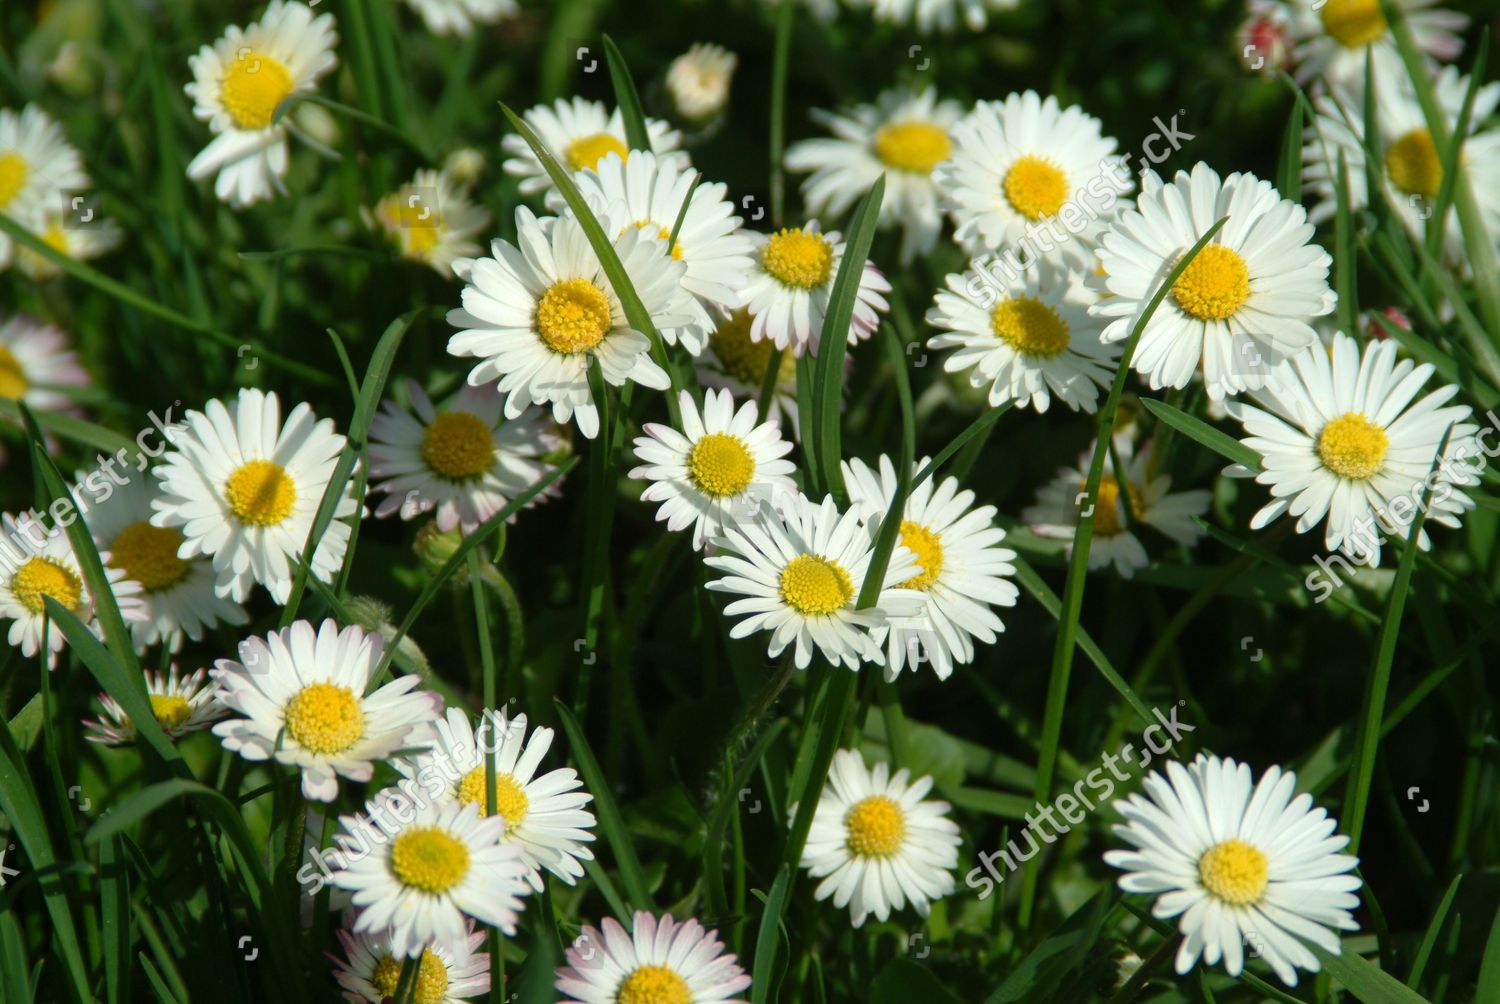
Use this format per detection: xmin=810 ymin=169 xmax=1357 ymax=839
xmin=935 ymin=91 xmax=1132 ymax=263
xmin=1022 ymin=438 xmax=1211 ymax=578
xmin=331 ymin=791 xmax=530 ymax=959
xmin=85 ymin=466 xmax=249 ymax=653
xmin=695 ymin=308 xmax=801 ymax=438
xmin=842 ymin=455 xmax=1018 ymax=680
xmin=786 ymin=87 xmax=963 ymax=264
xmin=368 ymin=380 xmax=562 ymax=534
xmin=14 ymin=207 xmax=122 ymax=280
xmin=331 ymin=920 xmax=490 ymax=1003
xmin=1104 ymin=754 xmax=1363 ymax=987
xmin=630 ymin=388 xmax=798 ymax=550
xmin=370 ymin=168 xmax=491 ymax=277
xmin=1237 ymin=5 xmax=1294 ymax=75
xmin=799 ymin=748 xmax=961 ymax=927
xmin=0 ymin=105 xmax=89 ymax=270
xmin=555 ymin=910 xmax=751 ymax=1004
xmin=501 ymin=96 xmax=687 ymax=197
xmin=150 ymin=387 xmax=359 ymax=604
xmin=855 ymin=0 xmax=1019 ymax=33
xmin=83 ymin=665 xmax=226 ymax=746
xmin=555 ymin=151 xmax=755 ymax=354
xmin=400 ymin=0 xmax=516 ymax=37
xmin=211 ymin=619 xmax=443 ymax=802
xmin=703 ymin=493 xmax=922 ymax=670
xmin=665 ymin=43 xmax=737 ymax=123
xmin=1225 ymin=331 xmax=1479 ymax=566
xmin=184 ymin=0 xmax=338 ymax=207
xmin=1092 ymin=161 xmax=1337 ymax=401
xmin=446 ymin=207 xmax=690 ymax=439
xmin=1265 ymin=0 xmax=1466 ymax=90
xmin=0 ymin=315 xmax=89 ymax=413
xmin=1303 ymin=55 xmax=1500 ymax=261
xmin=741 ymin=220 xmax=890 ymax=356
xmin=0 ymin=513 xmax=144 ymax=665
xmin=927 ymin=254 xmax=1121 ymax=413
xmin=395 ymin=707 xmax=598 ymax=892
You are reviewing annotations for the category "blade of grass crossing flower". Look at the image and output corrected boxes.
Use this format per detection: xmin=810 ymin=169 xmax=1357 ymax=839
xmin=1311 ymin=943 xmax=1436 ymax=1004
xmin=602 ymin=36 xmax=651 ymax=151
xmin=796 ymin=353 xmax=823 ymax=496
xmin=1019 ymin=217 xmax=1229 ymax=931
xmin=553 ymin=701 xmax=653 ymax=909
xmin=769 ymin=0 xmax=795 ymax=227
xmin=758 ymin=346 xmax=786 ymax=423
xmin=911 ymin=401 xmax=1014 ymax=491
xmin=1333 ymin=150 xmax=1359 ymax=338
xmin=1138 ymin=397 xmax=1262 ymax=471
xmin=1426 ymin=32 xmax=1487 ymax=260
xmin=1276 ymin=92 xmax=1304 ymax=201
xmin=750 ymin=865 xmax=792 ymax=1004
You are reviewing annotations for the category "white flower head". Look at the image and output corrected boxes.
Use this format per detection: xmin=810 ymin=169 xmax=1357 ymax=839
xmin=84 ymin=665 xmax=226 ymax=746
xmin=0 ymin=105 xmax=89 ymax=269
xmin=741 ymin=220 xmax=890 ymax=357
xmin=501 ymin=97 xmax=688 ymax=197
xmin=371 ymin=168 xmax=492 ymax=276
xmin=401 ymin=0 xmax=517 ymax=37
xmin=1269 ymin=0 xmax=1467 ymax=90
xmin=695 ymin=308 xmax=802 ymax=439
xmin=555 ymin=910 xmax=751 ymax=1004
xmin=665 ymin=43 xmax=738 ymax=122
xmin=331 ymin=916 xmax=490 ymax=1003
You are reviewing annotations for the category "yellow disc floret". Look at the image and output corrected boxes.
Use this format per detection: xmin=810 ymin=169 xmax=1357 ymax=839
xmin=688 ymin=433 xmax=756 ymax=497
xmin=109 ymin=522 xmax=190 ymax=592
xmin=283 ymin=682 xmax=364 ymax=755
xmin=873 ymin=121 xmax=952 ymax=174
xmin=1317 ymin=412 xmax=1389 ymax=480
xmin=761 ymin=228 xmax=835 ymax=290
xmin=0 ymin=152 xmax=28 ymax=210
xmin=12 ymin=557 xmax=83 ymax=615
xmin=1320 ymin=0 xmax=1387 ymax=49
xmin=1385 ymin=129 xmax=1442 ymax=201
xmin=536 ymin=278 xmax=612 ymax=354
xmin=371 ymin=950 xmax=450 ymax=1004
xmin=779 ymin=554 xmax=855 ymax=616
xmin=150 ymin=694 xmax=194 ymax=731
xmin=421 ymin=411 xmax=496 ymax=481
xmin=617 ymin=965 xmax=692 ymax=1004
xmin=991 ymin=295 xmax=1071 ymax=358
xmin=1172 ymin=244 xmax=1251 ymax=321
xmin=1080 ymin=475 xmax=1130 ymax=537
xmin=0 ymin=345 xmax=28 ymax=400
xmin=1198 ymin=838 xmax=1269 ymax=906
xmin=565 ymin=132 xmax=629 ymax=172
xmin=897 ymin=521 xmax=944 ymax=590
xmin=457 ymin=766 xmax=531 ymax=828
xmin=709 ymin=310 xmax=796 ymax=387
xmin=390 ymin=827 xmax=470 ymax=894
xmin=845 ymin=794 xmax=906 ymax=857
xmin=1003 ymin=155 xmax=1069 ymax=221
xmin=224 ymin=460 xmax=297 ymax=527
xmin=220 ymin=51 xmax=295 ymax=131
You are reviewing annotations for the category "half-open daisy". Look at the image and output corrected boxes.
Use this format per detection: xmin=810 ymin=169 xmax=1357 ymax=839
xmin=704 ymin=493 xmax=922 ymax=670
xmin=741 ymin=220 xmax=890 ymax=356
xmin=1104 ymin=754 xmax=1363 ymax=987
xmin=665 ymin=43 xmax=737 ymax=124
xmin=401 ymin=0 xmax=516 ymax=37
xmin=935 ymin=91 xmax=1131 ymax=263
xmin=0 ymin=105 xmax=89 ymax=270
xmin=501 ymin=96 xmax=687 ymax=196
xmin=369 ymin=380 xmax=562 ymax=534
xmin=371 ymin=168 xmax=491 ymax=277
xmin=184 ymin=0 xmax=338 ymax=207
xmin=1092 ymin=161 xmax=1336 ymax=400
xmin=1225 ymin=331 xmax=1479 ymax=566
xmin=1269 ymin=0 xmax=1466 ymax=90
xmin=927 ymin=254 xmax=1120 ymax=413
xmin=332 ymin=790 xmax=530 ymax=958
xmin=0 ymin=315 xmax=90 ymax=416
xmin=555 ymin=910 xmax=751 ymax=1004
xmin=799 ymin=748 xmax=960 ymax=928
xmin=630 ymin=388 xmax=797 ymax=550
xmin=14 ymin=207 xmax=122 ymax=280
xmin=842 ymin=455 xmax=1018 ymax=680
xmin=395 ymin=707 xmax=597 ymax=892
xmin=211 ymin=619 xmax=443 ymax=802
xmin=786 ymin=87 xmax=963 ymax=264
xmin=331 ymin=919 xmax=490 ymax=1003
xmin=84 ymin=665 xmax=226 ymax=746
xmin=447 ymin=207 xmax=690 ymax=439
xmin=150 ymin=387 xmax=359 ymax=604
xmin=695 ymin=308 xmax=802 ymax=438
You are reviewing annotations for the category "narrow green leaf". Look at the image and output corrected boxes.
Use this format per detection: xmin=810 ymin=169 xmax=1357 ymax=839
xmin=1333 ymin=149 xmax=1359 ymax=338
xmin=1313 ymin=943 xmax=1435 ymax=1004
xmin=99 ymin=836 xmax=131 ymax=1004
xmin=768 ymin=0 xmax=795 ymax=226
xmin=749 ymin=866 xmax=792 ymax=1004
xmin=704 ymin=721 xmax=787 ymax=919
xmin=985 ymin=888 xmax=1114 ymax=1003
xmin=137 ymin=956 xmax=181 ymax=1004
xmin=1409 ymin=875 xmax=1462 ymax=987
xmin=1474 ymin=901 xmax=1500 ymax=1004
xmin=1277 ymin=90 xmax=1305 ymax=201
xmin=911 ymin=402 xmax=1014 ymax=491
xmin=0 ymin=400 xmax=134 ymax=455
xmin=601 ymin=36 xmax=651 ymax=151
xmin=1139 ymin=397 xmax=1262 ymax=471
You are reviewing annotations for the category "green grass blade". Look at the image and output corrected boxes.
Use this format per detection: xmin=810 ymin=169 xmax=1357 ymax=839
xmin=768 ymin=0 xmax=795 ymax=227
xmin=0 ymin=401 xmax=134 ymax=455
xmin=910 ymin=401 xmax=1014 ymax=491
xmin=602 ymin=36 xmax=651 ymax=151
xmin=749 ymin=865 xmax=792 ymax=1004
xmin=1409 ymin=875 xmax=1462 ymax=987
xmin=99 ymin=836 xmax=131 ymax=1004
xmin=1313 ymin=943 xmax=1434 ymax=1004
xmin=704 ymin=721 xmax=787 ymax=919
xmin=1333 ymin=149 xmax=1359 ymax=337
xmin=1139 ymin=397 xmax=1262 ymax=471
xmin=1277 ymin=89 xmax=1305 ymax=201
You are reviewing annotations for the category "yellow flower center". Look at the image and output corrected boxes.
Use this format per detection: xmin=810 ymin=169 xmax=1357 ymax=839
xmin=282 ymin=682 xmax=364 ymax=755
xmin=456 ymin=766 xmax=531 ymax=827
xmin=1171 ymin=244 xmax=1251 ymax=321
xmin=371 ymin=950 xmax=450 ymax=1004
xmin=224 ymin=460 xmax=297 ymax=527
xmin=390 ymin=827 xmax=471 ymax=894
xmin=1003 ymin=154 xmax=1069 ymax=221
xmin=1386 ymin=128 xmax=1442 ymax=201
xmin=12 ymin=557 xmax=83 ymax=615
xmin=709 ymin=309 xmax=795 ymax=387
xmin=1080 ymin=475 xmax=1132 ymax=537
xmin=536 ymin=277 xmax=612 ymax=354
xmin=150 ymin=693 xmax=193 ymax=731
xmin=109 ymin=521 xmax=190 ymax=592
xmin=873 ymin=121 xmax=952 ymax=174
xmin=897 ymin=521 xmax=944 ymax=590
xmin=1320 ymin=0 xmax=1387 ymax=49
xmin=626 ymin=220 xmax=685 ymax=260
xmin=687 ymin=433 xmax=756 ymax=497
xmin=779 ymin=554 xmax=855 ymax=616
xmin=1317 ymin=412 xmax=1389 ymax=480
xmin=761 ymin=228 xmax=835 ymax=290
xmin=220 ymin=50 xmax=295 ymax=131
xmin=0 ymin=152 xmax=27 ymax=210
xmin=845 ymin=794 xmax=906 ymax=857
xmin=991 ymin=295 xmax=1071 ymax=358
xmin=1198 ymin=838 xmax=1269 ymax=906
xmin=617 ymin=964 xmax=693 ymax=1004
xmin=0 ymin=345 xmax=28 ymax=400
xmin=565 ymin=132 xmax=629 ymax=172
xmin=421 ymin=411 xmax=495 ymax=481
